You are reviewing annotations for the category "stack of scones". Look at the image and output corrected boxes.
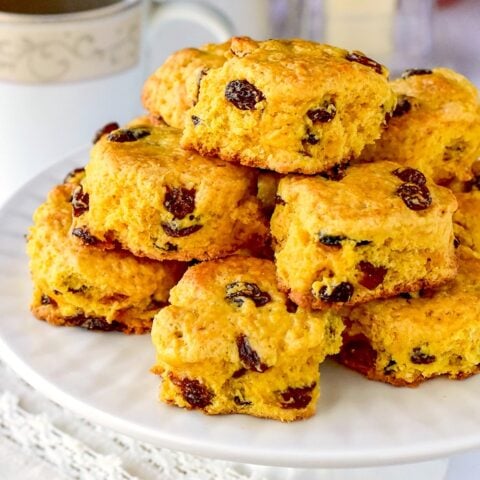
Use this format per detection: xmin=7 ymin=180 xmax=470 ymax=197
xmin=27 ymin=37 xmax=480 ymax=421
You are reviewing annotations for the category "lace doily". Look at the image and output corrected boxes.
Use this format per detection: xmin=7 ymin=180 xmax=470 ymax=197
xmin=0 ymin=360 xmax=268 ymax=480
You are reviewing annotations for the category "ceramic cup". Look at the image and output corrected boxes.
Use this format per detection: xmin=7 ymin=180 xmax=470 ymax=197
xmin=0 ymin=0 xmax=233 ymax=205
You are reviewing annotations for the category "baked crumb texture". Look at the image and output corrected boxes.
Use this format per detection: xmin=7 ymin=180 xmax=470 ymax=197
xmin=151 ymin=256 xmax=344 ymax=421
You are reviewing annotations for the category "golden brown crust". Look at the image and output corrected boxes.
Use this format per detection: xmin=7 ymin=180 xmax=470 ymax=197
xmin=72 ymin=122 xmax=268 ymax=262
xmin=151 ymin=256 xmax=344 ymax=421
xmin=360 ymin=68 xmax=480 ymax=184
xmin=271 ymin=161 xmax=458 ymax=309
xmin=142 ymin=42 xmax=229 ymax=128
xmin=337 ymin=257 xmax=480 ymax=385
xmin=285 ymin=275 xmax=457 ymax=310
xmin=31 ymin=303 xmax=151 ymax=335
xmin=27 ymin=180 xmax=185 ymax=334
xmin=181 ymin=37 xmax=395 ymax=175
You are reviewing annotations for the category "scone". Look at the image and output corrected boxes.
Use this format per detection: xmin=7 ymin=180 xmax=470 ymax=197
xmin=454 ymin=190 xmax=480 ymax=258
xmin=27 ymin=176 xmax=185 ymax=334
xmin=360 ymin=68 xmax=480 ymax=185
xmin=142 ymin=42 xmax=228 ymax=129
xmin=71 ymin=122 xmax=267 ymax=261
xmin=337 ymin=256 xmax=480 ymax=386
xmin=181 ymin=36 xmax=396 ymax=175
xmin=271 ymin=162 xmax=458 ymax=309
xmin=151 ymin=256 xmax=344 ymax=421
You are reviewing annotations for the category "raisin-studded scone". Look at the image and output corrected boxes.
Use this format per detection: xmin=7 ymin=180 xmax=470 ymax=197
xmin=360 ymin=68 xmax=480 ymax=185
xmin=271 ymin=162 xmax=458 ymax=309
xmin=72 ymin=122 xmax=267 ymax=261
xmin=181 ymin=36 xmax=396 ymax=175
xmin=151 ymin=256 xmax=344 ymax=421
xmin=142 ymin=42 xmax=228 ymax=129
xmin=337 ymin=256 xmax=480 ymax=386
xmin=27 ymin=176 xmax=185 ymax=334
xmin=454 ymin=190 xmax=480 ymax=258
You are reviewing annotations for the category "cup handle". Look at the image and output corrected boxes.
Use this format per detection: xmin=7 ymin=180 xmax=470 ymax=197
xmin=149 ymin=0 xmax=234 ymax=42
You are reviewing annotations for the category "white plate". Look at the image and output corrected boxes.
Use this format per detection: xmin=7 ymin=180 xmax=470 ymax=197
xmin=1 ymin=148 xmax=480 ymax=469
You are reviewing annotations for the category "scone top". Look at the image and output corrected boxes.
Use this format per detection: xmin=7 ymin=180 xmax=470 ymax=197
xmin=360 ymin=67 xmax=480 ymax=184
xmin=142 ymin=41 xmax=230 ymax=129
xmin=271 ymin=161 xmax=458 ymax=309
xmin=73 ymin=121 xmax=268 ymax=261
xmin=151 ymin=256 xmax=344 ymax=421
xmin=153 ymin=256 xmax=342 ymax=365
xmin=275 ymin=161 xmax=457 ymax=234
xmin=143 ymin=36 xmax=396 ymax=175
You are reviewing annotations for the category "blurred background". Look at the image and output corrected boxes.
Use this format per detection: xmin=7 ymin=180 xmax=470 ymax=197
xmin=150 ymin=0 xmax=479 ymax=83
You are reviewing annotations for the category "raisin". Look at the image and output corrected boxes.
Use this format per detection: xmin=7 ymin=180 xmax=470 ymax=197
xmin=346 ymin=51 xmax=383 ymax=74
xmin=392 ymin=96 xmax=412 ymax=117
xmin=92 ymin=121 xmax=119 ymax=144
xmin=357 ymin=261 xmax=387 ymax=290
xmin=466 ymin=176 xmax=480 ymax=192
xmin=164 ymin=186 xmax=196 ymax=220
xmin=337 ymin=333 xmax=377 ymax=376
xmin=63 ymin=167 xmax=85 ymax=184
xmin=107 ymin=127 xmax=150 ymax=143
xmin=355 ymin=240 xmax=372 ymax=247
xmin=233 ymin=395 xmax=252 ymax=406
xmin=236 ymin=334 xmax=269 ymax=373
xmin=194 ymin=68 xmax=209 ymax=105
xmin=225 ymin=282 xmax=271 ymax=307
xmin=285 ymin=298 xmax=298 ymax=313
xmin=318 ymin=234 xmax=346 ymax=248
xmin=303 ymin=131 xmax=319 ymax=145
xmin=319 ymin=237 xmax=371 ymax=248
xmin=454 ymin=236 xmax=460 ymax=249
xmin=319 ymin=162 xmax=349 ymax=181
xmin=307 ymin=101 xmax=336 ymax=123
xmin=71 ymin=185 xmax=89 ymax=217
xmin=71 ymin=227 xmax=100 ymax=246
xmin=274 ymin=195 xmax=286 ymax=206
xmin=161 ymin=223 xmax=202 ymax=238
xmin=383 ymin=359 xmax=397 ymax=375
xmin=399 ymin=292 xmax=412 ymax=299
xmin=225 ymin=79 xmax=265 ymax=110
xmin=154 ymin=241 xmax=178 ymax=252
xmin=147 ymin=298 xmax=168 ymax=310
xmin=67 ymin=285 xmax=87 ymax=294
xmin=41 ymin=294 xmax=56 ymax=306
xmin=280 ymin=383 xmax=316 ymax=409
xmin=67 ymin=314 xmax=123 ymax=332
xmin=401 ymin=68 xmax=433 ymax=79
xmin=392 ymin=167 xmax=426 ymax=186
xmin=191 ymin=115 xmax=201 ymax=126
xmin=170 ymin=375 xmax=213 ymax=409
xmin=317 ymin=282 xmax=354 ymax=303
xmin=232 ymin=367 xmax=247 ymax=379
xmin=410 ymin=347 xmax=436 ymax=365
xmin=396 ymin=183 xmax=432 ymax=210
xmin=443 ymin=141 xmax=467 ymax=162
xmin=419 ymin=288 xmax=436 ymax=299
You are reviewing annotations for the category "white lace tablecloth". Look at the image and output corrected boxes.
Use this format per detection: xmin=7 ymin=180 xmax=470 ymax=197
xmin=2 ymin=358 xmax=480 ymax=480
xmin=0 ymin=359 xmax=270 ymax=480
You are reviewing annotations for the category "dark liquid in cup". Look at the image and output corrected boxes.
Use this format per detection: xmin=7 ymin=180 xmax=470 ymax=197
xmin=0 ymin=0 xmax=122 ymax=15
